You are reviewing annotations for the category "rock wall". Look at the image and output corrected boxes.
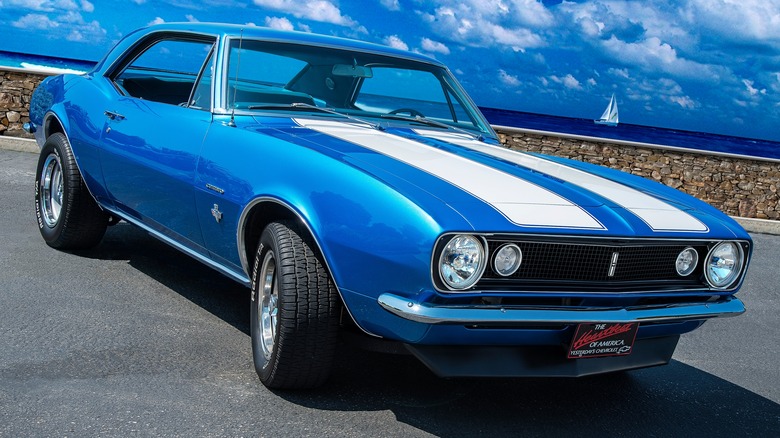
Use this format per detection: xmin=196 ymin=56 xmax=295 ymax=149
xmin=2 ymin=67 xmax=778 ymax=220
xmin=498 ymin=131 xmax=780 ymax=220
xmin=0 ymin=69 xmax=44 ymax=138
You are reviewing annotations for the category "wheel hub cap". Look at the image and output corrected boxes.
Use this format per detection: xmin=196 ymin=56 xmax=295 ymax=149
xmin=259 ymin=251 xmax=278 ymax=360
xmin=40 ymin=154 xmax=63 ymax=227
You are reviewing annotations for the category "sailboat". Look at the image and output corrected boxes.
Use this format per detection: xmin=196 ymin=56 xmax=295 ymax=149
xmin=594 ymin=93 xmax=619 ymax=126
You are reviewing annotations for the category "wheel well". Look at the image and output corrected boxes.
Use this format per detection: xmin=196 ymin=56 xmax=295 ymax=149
xmin=44 ymin=114 xmax=65 ymax=139
xmin=243 ymin=201 xmax=301 ymax=270
xmin=242 ymin=200 xmax=363 ymax=333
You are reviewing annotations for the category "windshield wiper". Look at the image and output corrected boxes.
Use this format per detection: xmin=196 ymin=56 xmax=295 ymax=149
xmin=248 ymin=102 xmax=382 ymax=131
xmin=380 ymin=113 xmax=485 ymax=142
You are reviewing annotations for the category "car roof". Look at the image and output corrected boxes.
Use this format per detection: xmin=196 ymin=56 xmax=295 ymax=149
xmin=135 ymin=22 xmax=444 ymax=67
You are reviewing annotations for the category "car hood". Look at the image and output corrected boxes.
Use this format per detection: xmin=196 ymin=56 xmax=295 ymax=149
xmin=250 ymin=116 xmax=745 ymax=239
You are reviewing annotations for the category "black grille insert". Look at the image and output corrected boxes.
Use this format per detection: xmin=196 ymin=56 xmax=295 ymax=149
xmin=478 ymin=238 xmax=711 ymax=292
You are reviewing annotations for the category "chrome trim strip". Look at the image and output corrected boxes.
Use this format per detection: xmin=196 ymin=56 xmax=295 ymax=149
xmin=377 ymin=292 xmax=745 ymax=325
xmin=104 ymin=205 xmax=251 ymax=286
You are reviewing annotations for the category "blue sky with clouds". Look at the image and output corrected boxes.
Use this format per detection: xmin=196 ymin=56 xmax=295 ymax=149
xmin=1 ymin=0 xmax=778 ymax=141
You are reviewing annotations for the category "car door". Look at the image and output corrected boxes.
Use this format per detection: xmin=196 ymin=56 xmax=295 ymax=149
xmin=100 ymin=35 xmax=216 ymax=253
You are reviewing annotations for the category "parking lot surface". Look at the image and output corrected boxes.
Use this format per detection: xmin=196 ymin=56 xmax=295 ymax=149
xmin=1 ymin=148 xmax=778 ymax=436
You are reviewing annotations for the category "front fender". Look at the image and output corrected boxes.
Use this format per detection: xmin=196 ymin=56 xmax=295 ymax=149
xmin=197 ymin=118 xmax=473 ymax=334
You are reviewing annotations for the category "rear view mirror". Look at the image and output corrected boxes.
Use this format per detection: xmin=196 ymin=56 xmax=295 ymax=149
xmin=332 ymin=64 xmax=373 ymax=78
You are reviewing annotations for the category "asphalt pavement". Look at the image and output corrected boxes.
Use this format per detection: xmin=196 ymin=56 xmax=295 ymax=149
xmin=1 ymin=148 xmax=778 ymax=437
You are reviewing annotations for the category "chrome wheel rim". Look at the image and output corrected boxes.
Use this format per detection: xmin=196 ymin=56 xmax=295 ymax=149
xmin=259 ymin=251 xmax=279 ymax=360
xmin=40 ymin=153 xmax=63 ymax=228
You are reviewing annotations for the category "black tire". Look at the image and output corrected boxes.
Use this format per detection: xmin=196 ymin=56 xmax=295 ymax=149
xmin=34 ymin=132 xmax=107 ymax=249
xmin=250 ymin=221 xmax=340 ymax=389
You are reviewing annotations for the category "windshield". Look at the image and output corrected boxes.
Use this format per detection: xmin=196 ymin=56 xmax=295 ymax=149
xmin=224 ymin=39 xmax=494 ymax=137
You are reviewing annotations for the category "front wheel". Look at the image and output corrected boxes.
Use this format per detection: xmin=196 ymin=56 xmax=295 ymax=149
xmin=250 ymin=221 xmax=340 ymax=389
xmin=34 ymin=133 xmax=107 ymax=249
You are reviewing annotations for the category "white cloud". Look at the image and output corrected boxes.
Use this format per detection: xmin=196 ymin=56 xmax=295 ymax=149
xmin=682 ymin=0 xmax=780 ymax=47
xmin=421 ymin=37 xmax=450 ymax=55
xmin=80 ymin=0 xmax=92 ymax=12
xmin=608 ymin=68 xmax=629 ymax=79
xmin=253 ymin=0 xmax=359 ymax=27
xmin=185 ymin=14 xmax=199 ymax=22
xmin=601 ymin=36 xmax=723 ymax=81
xmin=67 ymin=29 xmax=84 ymax=41
xmin=148 ymin=16 xmax=165 ymax=25
xmin=667 ymin=95 xmax=697 ymax=109
xmin=264 ymin=16 xmax=294 ymax=31
xmin=380 ymin=0 xmax=400 ymax=11
xmin=7 ymin=0 xmax=78 ymax=11
xmin=384 ymin=35 xmax=408 ymax=51
xmin=587 ymin=78 xmax=597 ymax=86
xmin=12 ymin=13 xmax=60 ymax=30
xmin=550 ymin=74 xmax=582 ymax=90
xmin=12 ymin=10 xmax=105 ymax=43
xmin=499 ymin=69 xmax=520 ymax=87
xmin=420 ymin=1 xmax=552 ymax=51
xmin=742 ymin=79 xmax=766 ymax=97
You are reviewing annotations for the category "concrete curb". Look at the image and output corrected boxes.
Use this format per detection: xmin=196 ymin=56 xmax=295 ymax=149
xmin=2 ymin=134 xmax=779 ymax=235
xmin=0 ymin=136 xmax=38 ymax=153
xmin=733 ymin=217 xmax=780 ymax=236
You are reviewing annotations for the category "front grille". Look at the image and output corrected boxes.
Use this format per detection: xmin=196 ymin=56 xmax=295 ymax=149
xmin=476 ymin=238 xmax=711 ymax=292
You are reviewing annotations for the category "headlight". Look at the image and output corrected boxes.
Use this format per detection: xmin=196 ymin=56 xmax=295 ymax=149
xmin=675 ymin=247 xmax=698 ymax=277
xmin=439 ymin=234 xmax=486 ymax=290
xmin=704 ymin=242 xmax=744 ymax=289
xmin=494 ymin=243 xmax=522 ymax=277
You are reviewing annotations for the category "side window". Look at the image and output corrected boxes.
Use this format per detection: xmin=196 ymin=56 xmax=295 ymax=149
xmin=113 ymin=38 xmax=215 ymax=106
xmin=189 ymin=48 xmax=214 ymax=110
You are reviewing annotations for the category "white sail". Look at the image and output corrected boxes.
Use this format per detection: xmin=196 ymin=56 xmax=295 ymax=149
xmin=595 ymin=93 xmax=619 ymax=126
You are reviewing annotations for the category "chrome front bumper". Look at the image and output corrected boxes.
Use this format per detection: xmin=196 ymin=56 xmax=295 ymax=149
xmin=377 ymin=293 xmax=745 ymax=325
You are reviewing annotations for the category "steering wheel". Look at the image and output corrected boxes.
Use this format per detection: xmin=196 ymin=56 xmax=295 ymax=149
xmin=388 ymin=108 xmax=425 ymax=118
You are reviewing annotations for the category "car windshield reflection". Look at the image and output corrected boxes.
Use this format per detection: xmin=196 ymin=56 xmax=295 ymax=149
xmin=225 ymin=39 xmax=494 ymax=137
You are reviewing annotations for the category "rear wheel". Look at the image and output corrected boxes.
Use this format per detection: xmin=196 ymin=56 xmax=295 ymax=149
xmin=250 ymin=221 xmax=340 ymax=389
xmin=34 ymin=133 xmax=107 ymax=249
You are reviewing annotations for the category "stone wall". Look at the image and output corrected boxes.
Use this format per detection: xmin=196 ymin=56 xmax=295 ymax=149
xmin=2 ymin=67 xmax=778 ymax=221
xmin=0 ymin=69 xmax=44 ymax=138
xmin=497 ymin=130 xmax=780 ymax=220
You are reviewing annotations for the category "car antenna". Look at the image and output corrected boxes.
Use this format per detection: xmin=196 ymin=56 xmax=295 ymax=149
xmin=228 ymin=29 xmax=244 ymax=128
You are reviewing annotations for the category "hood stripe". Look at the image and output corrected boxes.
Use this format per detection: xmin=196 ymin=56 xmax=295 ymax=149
xmin=295 ymin=118 xmax=604 ymax=230
xmin=415 ymin=130 xmax=708 ymax=233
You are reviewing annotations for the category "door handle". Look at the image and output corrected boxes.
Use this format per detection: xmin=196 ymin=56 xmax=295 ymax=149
xmin=104 ymin=110 xmax=125 ymax=121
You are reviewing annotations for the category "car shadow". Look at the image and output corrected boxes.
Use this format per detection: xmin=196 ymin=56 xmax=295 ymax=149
xmin=73 ymin=221 xmax=251 ymax=334
xmin=75 ymin=222 xmax=779 ymax=436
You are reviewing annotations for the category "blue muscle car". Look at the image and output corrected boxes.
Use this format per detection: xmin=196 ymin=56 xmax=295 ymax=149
xmin=27 ymin=23 xmax=751 ymax=389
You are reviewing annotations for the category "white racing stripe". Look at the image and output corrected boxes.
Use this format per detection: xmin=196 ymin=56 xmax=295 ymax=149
xmin=415 ymin=129 xmax=708 ymax=233
xmin=295 ymin=118 xmax=604 ymax=229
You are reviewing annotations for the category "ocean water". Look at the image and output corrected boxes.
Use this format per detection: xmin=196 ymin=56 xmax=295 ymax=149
xmin=481 ymin=107 xmax=780 ymax=161
xmin=0 ymin=50 xmax=95 ymax=74
xmin=2 ymin=50 xmax=778 ymax=161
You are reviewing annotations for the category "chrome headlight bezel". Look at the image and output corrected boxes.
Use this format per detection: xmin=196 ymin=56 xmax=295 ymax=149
xmin=704 ymin=241 xmax=745 ymax=290
xmin=437 ymin=234 xmax=487 ymax=291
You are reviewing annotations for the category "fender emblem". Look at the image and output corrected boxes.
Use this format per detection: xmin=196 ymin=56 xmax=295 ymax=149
xmin=211 ymin=204 xmax=223 ymax=223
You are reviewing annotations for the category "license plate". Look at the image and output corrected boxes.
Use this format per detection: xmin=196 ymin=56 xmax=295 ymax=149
xmin=568 ymin=322 xmax=639 ymax=359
